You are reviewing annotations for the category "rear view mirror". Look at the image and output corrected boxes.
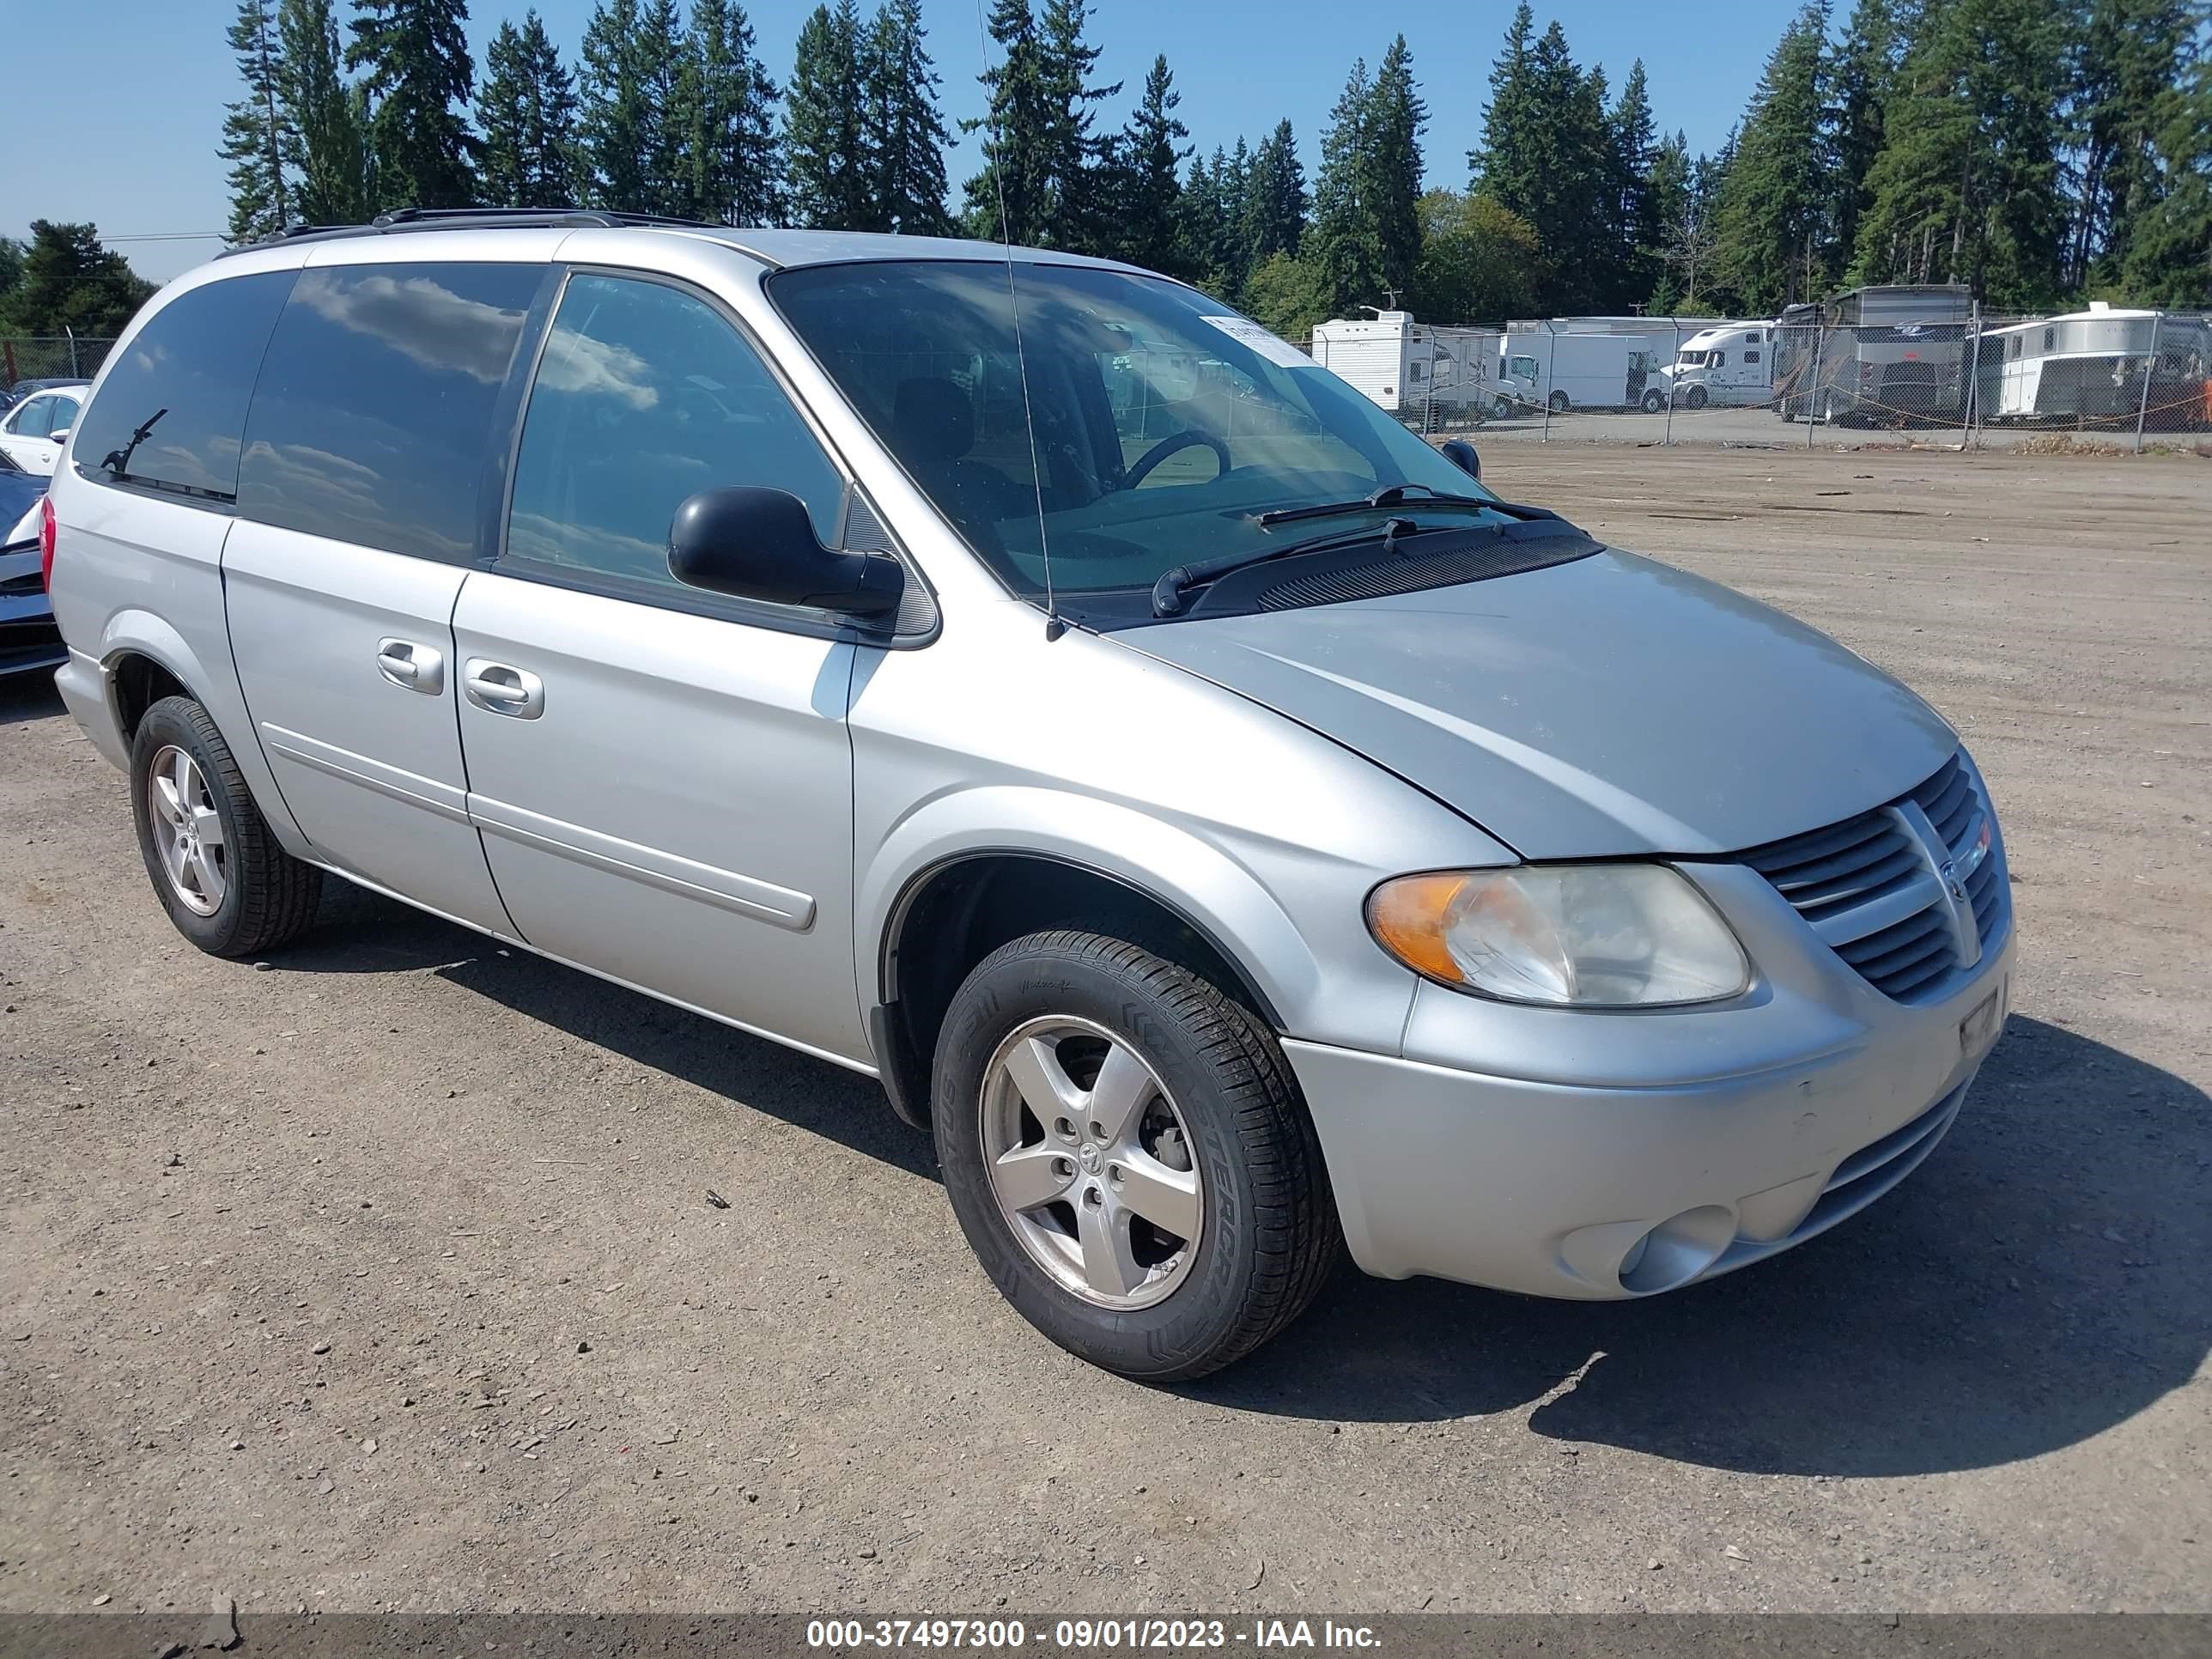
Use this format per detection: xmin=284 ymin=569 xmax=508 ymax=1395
xmin=1440 ymin=439 xmax=1480 ymax=481
xmin=47 ymin=428 xmax=70 ymax=446
xmin=668 ymin=487 xmax=903 ymax=620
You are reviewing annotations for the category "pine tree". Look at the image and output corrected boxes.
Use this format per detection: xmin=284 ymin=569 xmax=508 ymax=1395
xmin=1309 ymin=59 xmax=1385 ymax=316
xmin=279 ymin=0 xmax=373 ymax=223
xmin=1115 ymin=56 xmax=1189 ymax=273
xmin=1608 ymin=60 xmax=1660 ymax=304
xmin=785 ymin=1 xmax=871 ymax=228
xmin=1469 ymin=4 xmax=1540 ymax=211
xmin=2070 ymin=0 xmax=2199 ymax=290
xmin=0 ymin=222 xmax=156 ymax=337
xmin=580 ymin=0 xmax=650 ymax=210
xmin=1826 ymin=0 xmax=1902 ymax=285
xmin=1470 ymin=13 xmax=1614 ymax=312
xmin=682 ymin=0 xmax=782 ymax=224
xmin=1242 ymin=119 xmax=1308 ymax=264
xmin=2119 ymin=49 xmax=2212 ymax=303
xmin=221 ymin=0 xmax=293 ymax=243
xmin=346 ymin=0 xmax=477 ymax=210
xmin=863 ymin=0 xmax=951 ymax=234
xmin=1037 ymin=0 xmax=1119 ymax=250
xmin=1712 ymin=3 xmax=1832 ymax=312
xmin=963 ymin=0 xmax=1054 ymax=244
xmin=1176 ymin=152 xmax=1227 ymax=290
xmin=1850 ymin=0 xmax=2067 ymax=305
xmin=1362 ymin=35 xmax=1425 ymax=307
xmin=477 ymin=11 xmax=577 ymax=208
xmin=630 ymin=0 xmax=690 ymax=216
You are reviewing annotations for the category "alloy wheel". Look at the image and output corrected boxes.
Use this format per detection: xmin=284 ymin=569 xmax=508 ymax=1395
xmin=978 ymin=1015 xmax=1203 ymax=1310
xmin=146 ymin=744 xmax=227 ymax=916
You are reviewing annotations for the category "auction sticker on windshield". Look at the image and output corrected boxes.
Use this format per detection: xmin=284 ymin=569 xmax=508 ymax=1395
xmin=1199 ymin=314 xmax=1315 ymax=369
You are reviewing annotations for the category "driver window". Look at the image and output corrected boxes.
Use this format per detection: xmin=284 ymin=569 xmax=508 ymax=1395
xmin=503 ymin=274 xmax=844 ymax=592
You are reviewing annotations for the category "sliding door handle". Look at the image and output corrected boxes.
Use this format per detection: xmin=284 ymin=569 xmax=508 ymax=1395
xmin=463 ymin=659 xmax=544 ymax=719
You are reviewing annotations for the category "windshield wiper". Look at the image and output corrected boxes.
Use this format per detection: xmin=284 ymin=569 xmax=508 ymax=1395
xmin=1152 ymin=517 xmax=1419 ymax=617
xmin=1151 ymin=492 xmax=1577 ymax=617
xmin=100 ymin=409 xmax=167 ymax=479
xmin=1254 ymin=483 xmax=1494 ymax=527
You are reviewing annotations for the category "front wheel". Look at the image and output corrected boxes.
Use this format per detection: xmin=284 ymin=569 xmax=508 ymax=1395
xmin=131 ymin=695 xmax=321 ymax=957
xmin=1685 ymin=385 xmax=1710 ymax=410
xmin=1547 ymin=390 xmax=1570 ymax=413
xmin=933 ymin=931 xmax=1340 ymax=1380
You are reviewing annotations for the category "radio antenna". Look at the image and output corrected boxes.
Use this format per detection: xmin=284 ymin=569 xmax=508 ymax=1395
xmin=975 ymin=0 xmax=1061 ymax=638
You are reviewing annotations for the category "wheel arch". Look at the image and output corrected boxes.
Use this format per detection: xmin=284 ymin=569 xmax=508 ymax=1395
xmin=860 ymin=802 xmax=1321 ymax=1128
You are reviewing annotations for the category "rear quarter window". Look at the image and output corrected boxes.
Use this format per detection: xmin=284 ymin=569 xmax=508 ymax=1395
xmin=72 ymin=270 xmax=295 ymax=500
xmin=237 ymin=262 xmax=545 ymax=562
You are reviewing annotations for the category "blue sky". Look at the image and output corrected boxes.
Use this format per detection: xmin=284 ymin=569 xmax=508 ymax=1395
xmin=9 ymin=0 xmax=1790 ymax=283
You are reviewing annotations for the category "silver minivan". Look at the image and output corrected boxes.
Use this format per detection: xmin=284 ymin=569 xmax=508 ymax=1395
xmin=43 ymin=211 xmax=2013 ymax=1378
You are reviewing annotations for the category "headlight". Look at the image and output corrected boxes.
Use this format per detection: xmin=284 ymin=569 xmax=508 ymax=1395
xmin=1366 ymin=865 xmax=1751 ymax=1007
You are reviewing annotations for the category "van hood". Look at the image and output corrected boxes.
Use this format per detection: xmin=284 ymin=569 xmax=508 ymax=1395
xmin=1118 ymin=548 xmax=1958 ymax=858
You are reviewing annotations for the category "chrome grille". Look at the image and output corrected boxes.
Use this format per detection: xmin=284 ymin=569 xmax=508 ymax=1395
xmin=1741 ymin=750 xmax=2008 ymax=1002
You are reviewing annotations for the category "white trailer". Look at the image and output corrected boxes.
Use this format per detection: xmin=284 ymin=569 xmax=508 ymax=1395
xmin=1494 ymin=326 xmax=1662 ymax=413
xmin=1310 ymin=312 xmax=1492 ymax=419
xmin=1975 ymin=302 xmax=2212 ymax=425
xmin=1653 ymin=322 xmax=1777 ymax=409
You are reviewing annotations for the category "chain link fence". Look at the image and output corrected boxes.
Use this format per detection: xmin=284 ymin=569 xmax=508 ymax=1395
xmin=2 ymin=336 xmax=118 ymax=388
xmin=1299 ymin=306 xmax=2212 ymax=454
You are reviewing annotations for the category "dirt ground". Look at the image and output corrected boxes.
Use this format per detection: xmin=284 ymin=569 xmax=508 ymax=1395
xmin=1 ymin=447 xmax=2206 ymax=1619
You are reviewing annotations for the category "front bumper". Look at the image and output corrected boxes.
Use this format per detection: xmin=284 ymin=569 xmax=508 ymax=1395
xmin=1285 ymin=866 xmax=2014 ymax=1301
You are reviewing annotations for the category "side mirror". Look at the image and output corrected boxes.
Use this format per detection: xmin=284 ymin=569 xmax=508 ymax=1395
xmin=668 ymin=487 xmax=903 ymax=621
xmin=1440 ymin=438 xmax=1480 ymax=481
xmin=47 ymin=428 xmax=70 ymax=446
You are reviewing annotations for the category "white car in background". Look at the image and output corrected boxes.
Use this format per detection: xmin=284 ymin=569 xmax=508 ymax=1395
xmin=0 ymin=382 xmax=89 ymax=476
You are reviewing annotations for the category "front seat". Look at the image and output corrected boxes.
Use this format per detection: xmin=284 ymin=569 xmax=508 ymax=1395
xmin=890 ymin=377 xmax=1030 ymax=538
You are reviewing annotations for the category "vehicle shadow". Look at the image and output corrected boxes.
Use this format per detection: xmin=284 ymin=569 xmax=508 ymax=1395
xmin=1195 ymin=1014 xmax=2210 ymax=1477
xmin=272 ymin=882 xmax=933 ymax=1181
xmin=264 ymin=891 xmax=2205 ymax=1476
xmin=0 ymin=674 xmax=63 ymax=729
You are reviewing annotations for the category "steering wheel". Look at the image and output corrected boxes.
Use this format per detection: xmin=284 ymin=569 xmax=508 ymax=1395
xmin=1123 ymin=428 xmax=1231 ymax=489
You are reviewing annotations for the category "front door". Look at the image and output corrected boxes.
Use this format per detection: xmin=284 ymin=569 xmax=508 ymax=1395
xmin=451 ymin=270 xmax=868 ymax=1063
xmin=0 ymin=392 xmax=78 ymax=476
xmin=222 ymin=259 xmax=549 ymax=933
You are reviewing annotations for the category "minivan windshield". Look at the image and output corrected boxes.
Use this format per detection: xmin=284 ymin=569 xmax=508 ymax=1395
xmin=769 ymin=260 xmax=1510 ymax=606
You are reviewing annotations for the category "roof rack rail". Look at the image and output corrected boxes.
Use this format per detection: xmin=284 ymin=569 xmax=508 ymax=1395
xmin=221 ymin=206 xmax=715 ymax=258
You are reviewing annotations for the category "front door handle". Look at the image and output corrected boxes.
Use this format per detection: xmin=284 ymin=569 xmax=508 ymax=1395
xmin=376 ymin=638 xmax=444 ymax=695
xmin=463 ymin=659 xmax=544 ymax=719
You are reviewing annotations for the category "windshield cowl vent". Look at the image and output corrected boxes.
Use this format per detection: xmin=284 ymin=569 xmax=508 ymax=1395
xmin=1254 ymin=526 xmax=1597 ymax=613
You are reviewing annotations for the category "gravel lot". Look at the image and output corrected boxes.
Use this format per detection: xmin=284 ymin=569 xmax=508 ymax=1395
xmin=2 ymin=447 xmax=2206 ymax=1618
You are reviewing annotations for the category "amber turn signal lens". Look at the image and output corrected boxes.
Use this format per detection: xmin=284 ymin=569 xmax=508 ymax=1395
xmin=1366 ymin=872 xmax=1473 ymax=984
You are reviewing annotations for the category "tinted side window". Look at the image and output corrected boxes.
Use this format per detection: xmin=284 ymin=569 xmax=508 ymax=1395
xmin=72 ymin=271 xmax=294 ymax=500
xmin=8 ymin=398 xmax=54 ymax=438
xmin=238 ymin=262 xmax=543 ymax=562
xmin=50 ymin=396 xmax=80 ymax=431
xmin=502 ymin=274 xmax=843 ymax=592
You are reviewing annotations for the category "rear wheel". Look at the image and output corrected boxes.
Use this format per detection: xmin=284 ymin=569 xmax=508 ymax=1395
xmin=933 ymin=930 xmax=1340 ymax=1380
xmin=1547 ymin=390 xmax=1570 ymax=413
xmin=1641 ymin=389 xmax=1665 ymax=413
xmin=131 ymin=696 xmax=320 ymax=957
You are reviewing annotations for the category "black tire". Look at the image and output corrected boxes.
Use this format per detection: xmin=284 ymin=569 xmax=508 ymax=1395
xmin=130 ymin=695 xmax=320 ymax=957
xmin=1686 ymin=385 xmax=1710 ymax=410
xmin=1641 ymin=390 xmax=1665 ymax=413
xmin=1547 ymin=390 xmax=1570 ymax=413
xmin=933 ymin=930 xmax=1340 ymax=1381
